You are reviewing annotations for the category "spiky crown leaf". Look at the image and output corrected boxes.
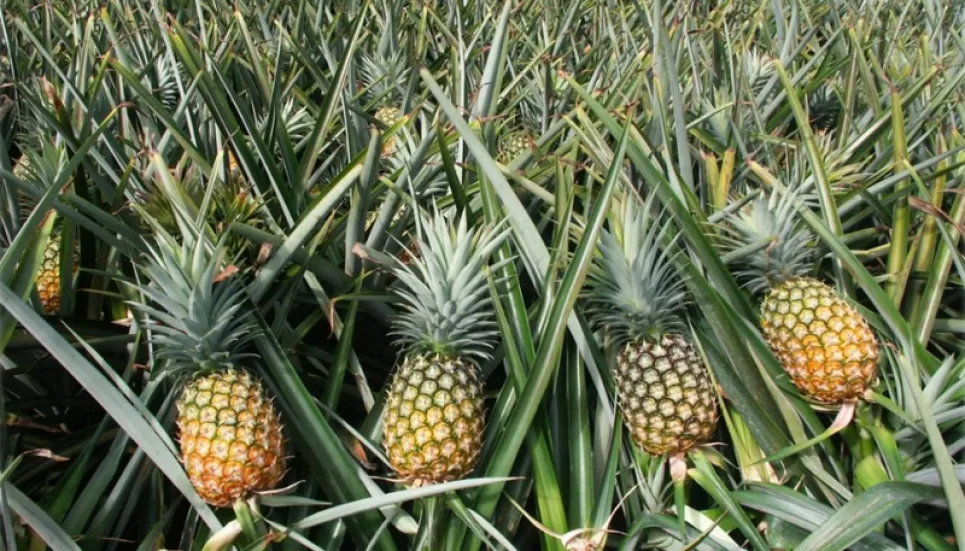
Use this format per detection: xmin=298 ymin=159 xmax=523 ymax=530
xmin=585 ymin=196 xmax=688 ymax=345
xmin=724 ymin=188 xmax=816 ymax=294
xmin=128 ymin=232 xmax=259 ymax=377
xmin=387 ymin=208 xmax=510 ymax=359
xmin=360 ymin=50 xmax=408 ymax=107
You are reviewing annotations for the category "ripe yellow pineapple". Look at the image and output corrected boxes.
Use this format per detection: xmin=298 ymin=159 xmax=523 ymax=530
xmin=35 ymin=230 xmax=68 ymax=315
xmin=129 ymin=232 xmax=286 ymax=507
xmin=726 ymin=190 xmax=879 ymax=405
xmin=177 ymin=369 xmax=285 ymax=507
xmin=15 ymin=156 xmax=76 ymax=315
xmin=379 ymin=209 xmax=509 ymax=486
xmin=585 ymin=196 xmax=718 ymax=459
xmin=361 ymin=49 xmax=408 ymax=157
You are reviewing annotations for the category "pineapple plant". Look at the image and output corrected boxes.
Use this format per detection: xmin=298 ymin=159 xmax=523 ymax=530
xmin=585 ymin=196 xmax=719 ymax=465
xmin=13 ymin=152 xmax=77 ymax=315
xmin=361 ymin=50 xmax=408 ymax=156
xmin=379 ymin=208 xmax=509 ymax=486
xmin=128 ymin=232 xmax=286 ymax=507
xmin=136 ymin=154 xmax=265 ymax=263
xmin=725 ymin=189 xmax=879 ymax=406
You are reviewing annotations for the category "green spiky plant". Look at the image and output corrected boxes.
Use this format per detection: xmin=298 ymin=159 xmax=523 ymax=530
xmin=3 ymin=0 xmax=965 ymax=550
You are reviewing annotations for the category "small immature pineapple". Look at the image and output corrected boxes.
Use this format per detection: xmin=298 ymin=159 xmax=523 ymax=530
xmin=380 ymin=209 xmax=509 ymax=486
xmin=725 ymin=190 xmax=879 ymax=405
xmin=129 ymin=233 xmax=286 ymax=507
xmin=496 ymin=131 xmax=531 ymax=165
xmin=361 ymin=50 xmax=408 ymax=157
xmin=585 ymin=196 xmax=718 ymax=458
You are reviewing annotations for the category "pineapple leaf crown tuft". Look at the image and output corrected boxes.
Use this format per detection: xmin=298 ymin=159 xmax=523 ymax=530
xmin=724 ymin=187 xmax=816 ymax=294
xmin=585 ymin=195 xmax=688 ymax=345
xmin=128 ymin=231 xmax=259 ymax=377
xmin=360 ymin=50 xmax=408 ymax=107
xmin=386 ymin=207 xmax=510 ymax=360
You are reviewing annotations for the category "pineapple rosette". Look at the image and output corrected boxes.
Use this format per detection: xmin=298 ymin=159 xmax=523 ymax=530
xmin=128 ymin=233 xmax=286 ymax=507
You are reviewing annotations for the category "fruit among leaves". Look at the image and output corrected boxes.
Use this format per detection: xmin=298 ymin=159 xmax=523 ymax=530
xmin=375 ymin=209 xmax=509 ymax=486
xmin=178 ymin=369 xmax=286 ymax=507
xmin=761 ymin=277 xmax=878 ymax=404
xmin=383 ymin=353 xmax=485 ymax=486
xmin=615 ymin=335 xmax=719 ymax=456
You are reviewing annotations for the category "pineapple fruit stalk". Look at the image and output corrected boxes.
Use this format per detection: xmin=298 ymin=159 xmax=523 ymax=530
xmin=725 ymin=189 xmax=879 ymax=408
xmin=129 ymin=233 xmax=286 ymax=507
xmin=585 ymin=196 xmax=719 ymax=463
xmin=379 ymin=208 xmax=509 ymax=487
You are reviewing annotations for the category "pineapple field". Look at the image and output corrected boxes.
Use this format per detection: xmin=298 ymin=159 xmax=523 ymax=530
xmin=3 ymin=0 xmax=965 ymax=549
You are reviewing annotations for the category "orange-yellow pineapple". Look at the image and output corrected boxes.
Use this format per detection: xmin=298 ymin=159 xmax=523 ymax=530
xmin=130 ymin=232 xmax=286 ymax=506
xmin=727 ymin=190 xmax=879 ymax=404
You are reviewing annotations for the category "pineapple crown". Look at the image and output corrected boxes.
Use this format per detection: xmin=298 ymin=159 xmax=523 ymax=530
xmin=360 ymin=50 xmax=408 ymax=107
xmin=386 ymin=207 xmax=510 ymax=360
xmin=128 ymin=231 xmax=259 ymax=378
xmin=724 ymin=187 xmax=816 ymax=294
xmin=585 ymin=195 xmax=688 ymax=346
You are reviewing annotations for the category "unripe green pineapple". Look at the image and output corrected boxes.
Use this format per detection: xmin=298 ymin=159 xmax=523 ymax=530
xmin=807 ymin=85 xmax=841 ymax=133
xmin=129 ymin=232 xmax=287 ymax=507
xmin=496 ymin=131 xmax=531 ymax=165
xmin=137 ymin=154 xmax=265 ymax=264
xmin=379 ymin=209 xmax=509 ymax=486
xmin=586 ymin=196 xmax=718 ymax=457
xmin=726 ymin=190 xmax=879 ymax=405
xmin=374 ymin=106 xmax=403 ymax=156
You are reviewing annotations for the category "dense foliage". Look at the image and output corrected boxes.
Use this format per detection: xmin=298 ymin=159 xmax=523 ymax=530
xmin=2 ymin=0 xmax=965 ymax=549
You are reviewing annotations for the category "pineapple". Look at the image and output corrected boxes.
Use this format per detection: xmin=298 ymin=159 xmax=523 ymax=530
xmin=585 ymin=197 xmax=718 ymax=459
xmin=129 ymin=232 xmax=286 ymax=507
xmin=136 ymin=155 xmax=264 ymax=263
xmin=725 ymin=189 xmax=879 ymax=405
xmin=14 ymin=154 xmax=77 ymax=315
xmin=380 ymin=209 xmax=509 ymax=486
xmin=496 ymin=131 xmax=531 ymax=165
xmin=35 ymin=229 xmax=67 ymax=314
xmin=806 ymin=85 xmax=841 ymax=133
xmin=361 ymin=51 xmax=408 ymax=157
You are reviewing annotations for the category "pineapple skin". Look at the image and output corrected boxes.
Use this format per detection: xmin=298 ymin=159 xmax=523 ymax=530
xmin=375 ymin=106 xmax=403 ymax=157
xmin=36 ymin=232 xmax=63 ymax=315
xmin=761 ymin=277 xmax=878 ymax=404
xmin=383 ymin=353 xmax=484 ymax=486
xmin=496 ymin=131 xmax=529 ymax=165
xmin=177 ymin=369 xmax=286 ymax=507
xmin=615 ymin=335 xmax=718 ymax=456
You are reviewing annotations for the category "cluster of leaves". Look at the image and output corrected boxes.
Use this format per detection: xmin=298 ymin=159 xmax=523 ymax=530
xmin=1 ymin=0 xmax=964 ymax=549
